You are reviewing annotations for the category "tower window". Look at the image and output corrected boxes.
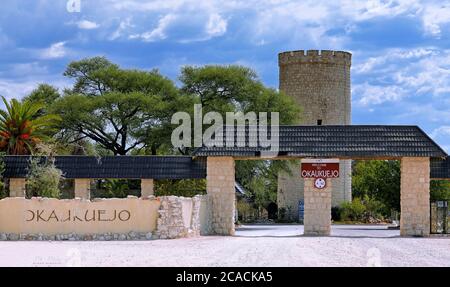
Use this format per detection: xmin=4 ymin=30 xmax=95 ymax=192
xmin=317 ymin=119 xmax=322 ymax=126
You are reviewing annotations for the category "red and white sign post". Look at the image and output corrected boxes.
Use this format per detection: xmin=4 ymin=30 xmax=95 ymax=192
xmin=301 ymin=159 xmax=340 ymax=189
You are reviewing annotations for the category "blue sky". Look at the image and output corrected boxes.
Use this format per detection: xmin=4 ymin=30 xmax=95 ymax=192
xmin=0 ymin=0 xmax=450 ymax=152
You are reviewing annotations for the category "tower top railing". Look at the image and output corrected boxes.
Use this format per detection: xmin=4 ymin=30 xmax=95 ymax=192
xmin=278 ymin=50 xmax=352 ymax=66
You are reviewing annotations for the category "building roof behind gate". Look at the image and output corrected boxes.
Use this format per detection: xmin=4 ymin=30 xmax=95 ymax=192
xmin=431 ymin=158 xmax=450 ymax=180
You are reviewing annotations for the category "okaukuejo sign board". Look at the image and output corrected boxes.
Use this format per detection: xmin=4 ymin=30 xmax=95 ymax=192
xmin=301 ymin=159 xmax=340 ymax=178
xmin=301 ymin=159 xmax=340 ymax=189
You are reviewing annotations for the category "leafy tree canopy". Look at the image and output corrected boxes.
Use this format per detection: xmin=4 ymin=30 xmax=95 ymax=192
xmin=352 ymin=160 xmax=401 ymax=214
xmin=23 ymin=84 xmax=60 ymax=106
xmin=180 ymin=65 xmax=301 ymax=123
xmin=53 ymin=57 xmax=195 ymax=155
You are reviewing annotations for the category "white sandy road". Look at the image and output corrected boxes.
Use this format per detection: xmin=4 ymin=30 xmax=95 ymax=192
xmin=0 ymin=225 xmax=449 ymax=267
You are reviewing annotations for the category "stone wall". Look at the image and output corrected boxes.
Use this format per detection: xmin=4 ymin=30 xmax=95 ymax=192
xmin=303 ymin=178 xmax=332 ymax=236
xmin=278 ymin=50 xmax=351 ymax=126
xmin=199 ymin=194 xmax=213 ymax=235
xmin=0 ymin=195 xmax=208 ymax=241
xmin=141 ymin=179 xmax=154 ymax=198
xmin=400 ymin=157 xmax=430 ymax=237
xmin=153 ymin=195 xmax=203 ymax=239
xmin=9 ymin=178 xmax=26 ymax=197
xmin=277 ymin=50 xmax=352 ymax=215
xmin=207 ymin=157 xmax=235 ymax=235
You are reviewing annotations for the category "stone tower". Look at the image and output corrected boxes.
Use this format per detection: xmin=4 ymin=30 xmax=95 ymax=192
xmin=277 ymin=50 xmax=352 ymax=221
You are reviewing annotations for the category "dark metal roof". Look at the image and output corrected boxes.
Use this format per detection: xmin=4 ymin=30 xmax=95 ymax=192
xmin=3 ymin=156 xmax=206 ymax=179
xmin=193 ymin=125 xmax=447 ymax=158
xmin=431 ymin=158 xmax=450 ymax=179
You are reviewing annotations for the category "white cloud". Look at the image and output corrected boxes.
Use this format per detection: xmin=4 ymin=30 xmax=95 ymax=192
xmin=353 ymin=48 xmax=437 ymax=74
xmin=352 ymin=47 xmax=450 ymax=112
xmin=8 ymin=62 xmax=48 ymax=77
xmin=76 ymin=20 xmax=100 ymax=30
xmin=431 ymin=126 xmax=450 ymax=138
xmin=422 ymin=4 xmax=450 ymax=37
xmin=0 ymin=79 xmax=37 ymax=101
xmin=40 ymin=42 xmax=67 ymax=59
xmin=129 ymin=14 xmax=176 ymax=42
xmin=353 ymin=83 xmax=407 ymax=106
xmin=206 ymin=13 xmax=227 ymax=37
xmin=109 ymin=18 xmax=134 ymax=40
xmin=0 ymin=77 xmax=71 ymax=104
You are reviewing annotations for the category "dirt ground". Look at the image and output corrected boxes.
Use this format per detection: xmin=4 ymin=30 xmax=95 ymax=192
xmin=0 ymin=224 xmax=449 ymax=267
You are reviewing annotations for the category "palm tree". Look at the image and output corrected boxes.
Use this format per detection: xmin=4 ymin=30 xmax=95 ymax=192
xmin=0 ymin=96 xmax=61 ymax=155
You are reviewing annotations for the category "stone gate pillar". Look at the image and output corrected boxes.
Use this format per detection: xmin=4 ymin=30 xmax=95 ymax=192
xmin=400 ymin=157 xmax=430 ymax=237
xmin=304 ymin=178 xmax=332 ymax=236
xmin=207 ymin=157 xmax=235 ymax=235
xmin=9 ymin=178 xmax=26 ymax=197
xmin=141 ymin=179 xmax=154 ymax=198
xmin=74 ymin=178 xmax=91 ymax=200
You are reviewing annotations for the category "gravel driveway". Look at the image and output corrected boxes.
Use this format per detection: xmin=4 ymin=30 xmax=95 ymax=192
xmin=0 ymin=224 xmax=449 ymax=267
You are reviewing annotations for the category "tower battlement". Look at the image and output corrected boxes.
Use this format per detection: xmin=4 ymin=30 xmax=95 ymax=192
xmin=278 ymin=50 xmax=352 ymax=66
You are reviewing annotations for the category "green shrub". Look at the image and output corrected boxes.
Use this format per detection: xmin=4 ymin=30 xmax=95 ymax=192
xmin=237 ymin=200 xmax=258 ymax=222
xmin=340 ymin=198 xmax=366 ymax=221
xmin=91 ymin=179 xmax=140 ymax=198
xmin=155 ymin=179 xmax=206 ymax=197
xmin=338 ymin=196 xmax=386 ymax=222
xmin=363 ymin=195 xmax=385 ymax=219
xmin=26 ymin=157 xmax=63 ymax=198
xmin=431 ymin=180 xmax=450 ymax=201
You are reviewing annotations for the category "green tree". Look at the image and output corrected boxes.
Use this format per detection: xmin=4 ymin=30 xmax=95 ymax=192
xmin=0 ymin=96 xmax=61 ymax=155
xmin=430 ymin=180 xmax=450 ymax=201
xmin=53 ymin=57 xmax=194 ymax=155
xmin=352 ymin=160 xmax=401 ymax=214
xmin=23 ymin=84 xmax=60 ymax=107
xmin=180 ymin=65 xmax=302 ymax=210
xmin=180 ymin=65 xmax=300 ymax=122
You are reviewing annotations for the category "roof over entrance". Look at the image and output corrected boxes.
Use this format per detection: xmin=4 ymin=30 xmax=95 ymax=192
xmin=193 ymin=125 xmax=447 ymax=159
xmin=3 ymin=156 xmax=206 ymax=179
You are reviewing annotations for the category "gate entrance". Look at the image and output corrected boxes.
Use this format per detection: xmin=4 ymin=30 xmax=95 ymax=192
xmin=195 ymin=125 xmax=449 ymax=237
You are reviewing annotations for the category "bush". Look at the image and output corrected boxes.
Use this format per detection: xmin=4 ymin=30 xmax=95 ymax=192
xmin=155 ymin=179 xmax=206 ymax=197
xmin=26 ymin=157 xmax=63 ymax=198
xmin=431 ymin=180 xmax=450 ymax=201
xmin=237 ymin=200 xmax=258 ymax=222
xmin=338 ymin=196 xmax=386 ymax=222
xmin=90 ymin=179 xmax=141 ymax=198
xmin=340 ymin=198 xmax=366 ymax=221
xmin=363 ymin=196 xmax=385 ymax=219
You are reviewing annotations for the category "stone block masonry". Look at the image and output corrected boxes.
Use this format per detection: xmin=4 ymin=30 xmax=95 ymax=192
xmin=207 ymin=157 xmax=235 ymax=235
xmin=0 ymin=195 xmax=207 ymax=241
xmin=303 ymin=178 xmax=332 ymax=236
xmin=74 ymin=178 xmax=90 ymax=200
xmin=277 ymin=50 xmax=352 ymax=217
xmin=141 ymin=179 xmax=154 ymax=198
xmin=400 ymin=157 xmax=430 ymax=237
xmin=153 ymin=195 xmax=202 ymax=239
xmin=9 ymin=178 xmax=26 ymax=197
